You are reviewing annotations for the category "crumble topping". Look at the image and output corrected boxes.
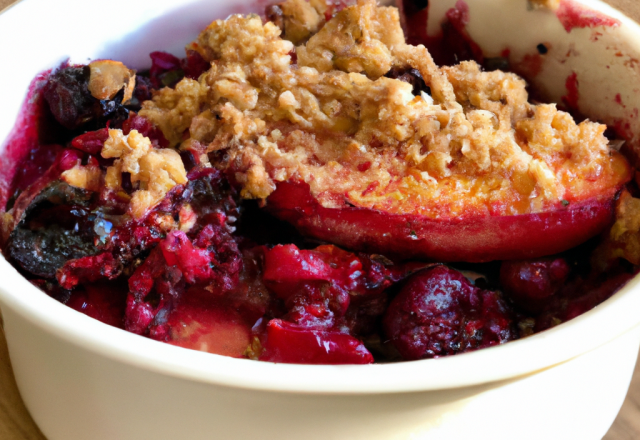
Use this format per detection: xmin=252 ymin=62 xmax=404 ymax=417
xmin=268 ymin=0 xmax=326 ymax=45
xmin=61 ymin=162 xmax=102 ymax=193
xmin=296 ymin=0 xmax=405 ymax=78
xmin=102 ymin=129 xmax=188 ymax=218
xmin=139 ymin=78 xmax=208 ymax=148
xmin=138 ymin=0 xmax=629 ymax=218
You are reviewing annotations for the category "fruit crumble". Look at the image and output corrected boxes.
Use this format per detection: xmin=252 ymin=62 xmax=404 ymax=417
xmin=0 ymin=0 xmax=638 ymax=364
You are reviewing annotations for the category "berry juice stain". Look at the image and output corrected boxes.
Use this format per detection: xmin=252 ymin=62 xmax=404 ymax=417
xmin=556 ymin=0 xmax=620 ymax=33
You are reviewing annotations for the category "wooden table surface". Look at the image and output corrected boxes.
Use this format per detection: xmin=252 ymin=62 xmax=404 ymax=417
xmin=1 ymin=0 xmax=640 ymax=439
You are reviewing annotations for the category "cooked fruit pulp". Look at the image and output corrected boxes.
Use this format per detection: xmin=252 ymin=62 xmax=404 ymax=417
xmin=0 ymin=0 xmax=637 ymax=365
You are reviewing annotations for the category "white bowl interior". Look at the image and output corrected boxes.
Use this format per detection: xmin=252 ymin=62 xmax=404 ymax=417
xmin=1 ymin=0 xmax=640 ymax=394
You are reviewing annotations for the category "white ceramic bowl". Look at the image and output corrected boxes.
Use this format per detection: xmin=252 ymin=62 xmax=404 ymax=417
xmin=1 ymin=0 xmax=640 ymax=439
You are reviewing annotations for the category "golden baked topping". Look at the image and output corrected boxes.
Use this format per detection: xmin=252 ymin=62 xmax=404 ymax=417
xmin=61 ymin=163 xmax=102 ymax=193
xmin=139 ymin=0 xmax=629 ymax=218
xmin=140 ymin=78 xmax=208 ymax=148
xmin=102 ymin=129 xmax=188 ymax=218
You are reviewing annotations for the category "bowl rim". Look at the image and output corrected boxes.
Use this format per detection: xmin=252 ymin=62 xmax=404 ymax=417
xmin=1 ymin=0 xmax=640 ymax=395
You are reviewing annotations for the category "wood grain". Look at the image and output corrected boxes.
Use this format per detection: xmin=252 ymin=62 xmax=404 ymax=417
xmin=0 ymin=0 xmax=639 ymax=439
xmin=0 ymin=321 xmax=46 ymax=440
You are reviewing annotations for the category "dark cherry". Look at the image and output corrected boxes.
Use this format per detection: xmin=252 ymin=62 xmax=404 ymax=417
xmin=385 ymin=67 xmax=431 ymax=97
xmin=43 ymin=66 xmax=95 ymax=130
xmin=265 ymin=4 xmax=285 ymax=31
xmin=500 ymin=257 xmax=571 ymax=313
xmin=7 ymin=180 xmax=98 ymax=279
xmin=148 ymin=50 xmax=209 ymax=89
xmin=383 ymin=266 xmax=517 ymax=360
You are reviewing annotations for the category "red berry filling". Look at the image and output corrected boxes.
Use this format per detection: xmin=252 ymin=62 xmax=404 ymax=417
xmin=0 ymin=1 xmax=637 ymax=367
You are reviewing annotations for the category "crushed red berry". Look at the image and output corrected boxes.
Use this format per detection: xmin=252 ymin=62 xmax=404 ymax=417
xmin=149 ymin=51 xmax=183 ymax=89
xmin=383 ymin=266 xmax=517 ymax=360
xmin=65 ymin=280 xmax=128 ymax=328
xmin=71 ymin=128 xmax=109 ymax=155
xmin=148 ymin=50 xmax=209 ymax=89
xmin=500 ymin=257 xmax=571 ymax=313
xmin=262 ymin=244 xmax=424 ymax=333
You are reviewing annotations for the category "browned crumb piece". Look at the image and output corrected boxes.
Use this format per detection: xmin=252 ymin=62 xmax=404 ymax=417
xmin=271 ymin=0 xmax=326 ymax=45
xmin=140 ymin=78 xmax=208 ymax=148
xmin=102 ymin=129 xmax=188 ymax=218
xmin=61 ymin=163 xmax=103 ymax=193
xmin=297 ymin=0 xmax=404 ymax=78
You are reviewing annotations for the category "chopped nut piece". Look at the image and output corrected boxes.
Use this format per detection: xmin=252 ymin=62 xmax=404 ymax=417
xmin=88 ymin=60 xmax=136 ymax=102
xmin=61 ymin=163 xmax=103 ymax=192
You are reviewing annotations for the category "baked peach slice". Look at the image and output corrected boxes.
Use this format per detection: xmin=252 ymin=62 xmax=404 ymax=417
xmin=257 ymin=68 xmax=631 ymax=262
xmin=260 ymin=77 xmax=630 ymax=262
xmin=140 ymin=1 xmax=631 ymax=262
xmin=266 ymin=177 xmax=627 ymax=262
xmin=243 ymin=70 xmax=631 ymax=262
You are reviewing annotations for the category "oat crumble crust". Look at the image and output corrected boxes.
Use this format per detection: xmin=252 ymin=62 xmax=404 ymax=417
xmin=134 ymin=0 xmax=628 ymax=219
xmin=102 ymin=129 xmax=187 ymax=218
